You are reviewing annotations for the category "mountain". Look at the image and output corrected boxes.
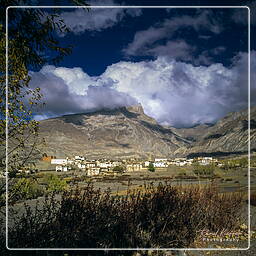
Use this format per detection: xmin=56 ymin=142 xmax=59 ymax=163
xmin=38 ymin=105 xmax=256 ymax=159
xmin=174 ymin=106 xmax=256 ymax=157
xmin=38 ymin=104 xmax=190 ymax=159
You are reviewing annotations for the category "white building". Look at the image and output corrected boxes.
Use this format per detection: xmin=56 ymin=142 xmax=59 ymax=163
xmin=51 ymin=159 xmax=67 ymax=165
xmin=56 ymin=165 xmax=68 ymax=172
xmin=198 ymin=157 xmax=214 ymax=165
xmin=175 ymin=161 xmax=187 ymax=167
xmin=77 ymin=163 xmax=86 ymax=169
xmin=99 ymin=162 xmax=113 ymax=168
xmin=153 ymin=162 xmax=168 ymax=168
xmin=144 ymin=161 xmax=150 ymax=167
xmin=75 ymin=156 xmax=85 ymax=161
xmin=86 ymin=162 xmax=96 ymax=168
xmin=87 ymin=167 xmax=100 ymax=176
xmin=155 ymin=158 xmax=168 ymax=162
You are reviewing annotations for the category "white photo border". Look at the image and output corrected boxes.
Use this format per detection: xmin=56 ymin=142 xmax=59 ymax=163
xmin=5 ymin=5 xmax=251 ymax=251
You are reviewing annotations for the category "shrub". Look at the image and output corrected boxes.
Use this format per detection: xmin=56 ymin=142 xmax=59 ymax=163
xmin=43 ymin=174 xmax=68 ymax=192
xmin=148 ymin=163 xmax=155 ymax=172
xmin=250 ymin=192 xmax=256 ymax=206
xmin=7 ymin=183 xmax=244 ymax=249
xmin=11 ymin=178 xmax=44 ymax=201
xmin=113 ymin=165 xmax=125 ymax=173
xmin=193 ymin=164 xmax=215 ymax=177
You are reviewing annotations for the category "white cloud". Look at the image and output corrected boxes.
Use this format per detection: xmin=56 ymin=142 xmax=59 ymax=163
xmin=29 ymin=66 xmax=137 ymax=119
xmin=193 ymin=46 xmax=226 ymax=66
xmin=30 ymin=51 xmax=255 ymax=127
xmin=58 ymin=0 xmax=142 ymax=36
xmin=123 ymin=10 xmax=222 ymax=57
xmin=146 ymin=40 xmax=195 ymax=61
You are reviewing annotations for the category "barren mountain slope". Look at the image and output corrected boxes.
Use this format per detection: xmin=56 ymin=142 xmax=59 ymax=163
xmin=39 ymin=105 xmax=189 ymax=159
xmin=174 ymin=106 xmax=256 ymax=157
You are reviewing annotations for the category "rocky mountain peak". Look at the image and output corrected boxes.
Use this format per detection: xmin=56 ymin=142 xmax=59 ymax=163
xmin=126 ymin=104 xmax=144 ymax=115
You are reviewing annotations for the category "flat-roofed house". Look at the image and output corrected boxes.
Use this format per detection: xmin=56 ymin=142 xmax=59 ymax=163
xmin=153 ymin=162 xmax=168 ymax=168
xmin=87 ymin=167 xmax=100 ymax=176
xmin=86 ymin=162 xmax=96 ymax=168
xmin=56 ymin=165 xmax=68 ymax=172
xmin=51 ymin=159 xmax=67 ymax=165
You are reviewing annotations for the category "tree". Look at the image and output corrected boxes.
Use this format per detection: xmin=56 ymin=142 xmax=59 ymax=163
xmin=44 ymin=174 xmax=67 ymax=193
xmin=113 ymin=165 xmax=125 ymax=173
xmin=148 ymin=162 xmax=155 ymax=172
xmin=0 ymin=0 xmax=88 ymax=206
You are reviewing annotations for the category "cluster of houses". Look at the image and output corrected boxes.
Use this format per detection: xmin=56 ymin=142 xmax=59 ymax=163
xmin=41 ymin=155 xmax=218 ymax=176
xmin=145 ymin=157 xmax=217 ymax=167
xmin=48 ymin=156 xmax=143 ymax=176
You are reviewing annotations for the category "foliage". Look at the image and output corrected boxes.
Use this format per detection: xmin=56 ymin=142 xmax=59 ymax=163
xmin=147 ymin=162 xmax=155 ymax=172
xmin=0 ymin=0 xmax=88 ymax=205
xmin=11 ymin=177 xmax=44 ymax=201
xmin=193 ymin=164 xmax=215 ymax=177
xmin=250 ymin=192 xmax=256 ymax=206
xmin=43 ymin=173 xmax=67 ymax=192
xmin=7 ymin=183 xmax=244 ymax=249
xmin=251 ymin=156 xmax=256 ymax=167
xmin=113 ymin=165 xmax=125 ymax=173
xmin=220 ymin=157 xmax=248 ymax=170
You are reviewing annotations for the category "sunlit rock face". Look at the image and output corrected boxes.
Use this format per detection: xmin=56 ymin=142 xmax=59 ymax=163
xmin=38 ymin=104 xmax=189 ymax=159
xmin=38 ymin=105 xmax=256 ymax=159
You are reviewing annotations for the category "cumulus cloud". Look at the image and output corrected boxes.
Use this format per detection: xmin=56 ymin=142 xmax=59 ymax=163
xmin=58 ymin=0 xmax=142 ymax=36
xmin=29 ymin=66 xmax=137 ymax=119
xmin=146 ymin=40 xmax=195 ymax=62
xmin=123 ymin=10 xmax=222 ymax=57
xmin=194 ymin=46 xmax=226 ymax=66
xmin=30 ymin=51 xmax=255 ymax=127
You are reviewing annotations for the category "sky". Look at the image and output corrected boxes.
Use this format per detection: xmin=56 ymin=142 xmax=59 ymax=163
xmin=22 ymin=0 xmax=256 ymax=127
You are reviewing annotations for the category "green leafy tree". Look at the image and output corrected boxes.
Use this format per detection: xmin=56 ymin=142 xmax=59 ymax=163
xmin=44 ymin=174 xmax=67 ymax=193
xmin=0 ymin=0 xmax=88 ymax=206
xmin=113 ymin=165 xmax=125 ymax=173
xmin=11 ymin=177 xmax=44 ymax=201
xmin=148 ymin=162 xmax=155 ymax=172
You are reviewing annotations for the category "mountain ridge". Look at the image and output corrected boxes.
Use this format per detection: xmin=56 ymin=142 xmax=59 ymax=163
xmin=38 ymin=105 xmax=256 ymax=159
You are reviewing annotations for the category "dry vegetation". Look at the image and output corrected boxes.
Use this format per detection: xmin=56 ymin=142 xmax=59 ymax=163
xmin=3 ymin=183 xmax=244 ymax=250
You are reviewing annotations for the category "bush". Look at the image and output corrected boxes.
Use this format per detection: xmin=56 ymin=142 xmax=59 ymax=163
xmin=250 ymin=192 xmax=256 ymax=206
xmin=221 ymin=157 xmax=248 ymax=170
xmin=193 ymin=164 xmax=215 ymax=177
xmin=113 ymin=165 xmax=125 ymax=173
xmin=148 ymin=163 xmax=155 ymax=172
xmin=43 ymin=174 xmax=68 ymax=192
xmin=11 ymin=178 xmax=44 ymax=201
xmin=7 ymin=183 xmax=244 ymax=249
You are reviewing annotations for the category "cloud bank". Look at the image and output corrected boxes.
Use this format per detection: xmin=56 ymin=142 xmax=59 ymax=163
xmin=30 ymin=51 xmax=255 ymax=127
xmin=58 ymin=0 xmax=142 ymax=36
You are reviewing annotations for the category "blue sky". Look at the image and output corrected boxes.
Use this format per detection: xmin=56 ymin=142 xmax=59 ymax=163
xmin=57 ymin=6 xmax=249 ymax=76
xmin=21 ymin=0 xmax=256 ymax=127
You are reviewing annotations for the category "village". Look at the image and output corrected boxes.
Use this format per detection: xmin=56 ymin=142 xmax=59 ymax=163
xmin=38 ymin=155 xmax=220 ymax=177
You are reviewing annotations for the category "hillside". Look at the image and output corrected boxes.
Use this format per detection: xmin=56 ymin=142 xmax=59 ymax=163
xmin=38 ymin=105 xmax=189 ymax=159
xmin=174 ymin=106 xmax=256 ymax=157
xmin=38 ymin=105 xmax=256 ymax=159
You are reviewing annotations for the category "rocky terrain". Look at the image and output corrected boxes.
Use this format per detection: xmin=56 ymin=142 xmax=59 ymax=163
xmin=38 ymin=105 xmax=190 ymax=159
xmin=38 ymin=105 xmax=256 ymax=159
xmin=175 ymin=106 xmax=256 ymax=157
